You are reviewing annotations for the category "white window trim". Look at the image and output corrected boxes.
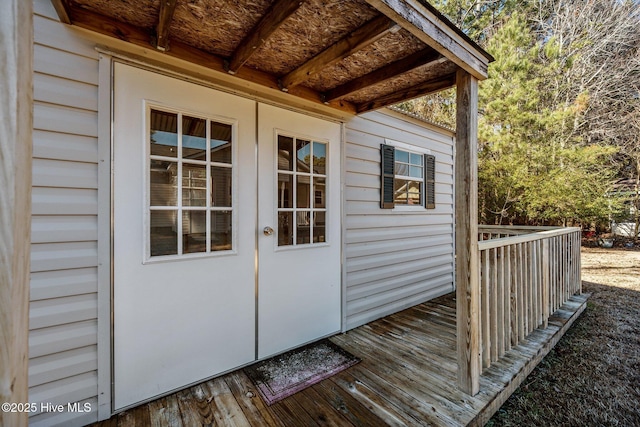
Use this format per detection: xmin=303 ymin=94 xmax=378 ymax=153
xmin=143 ymin=101 xmax=239 ymax=263
xmin=384 ymin=139 xmax=431 ymax=212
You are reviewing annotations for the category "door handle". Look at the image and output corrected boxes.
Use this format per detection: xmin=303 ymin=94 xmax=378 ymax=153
xmin=263 ymin=226 xmax=274 ymax=236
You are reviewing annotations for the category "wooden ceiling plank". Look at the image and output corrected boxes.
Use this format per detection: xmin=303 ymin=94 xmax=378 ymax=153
xmin=356 ymin=72 xmax=456 ymax=113
xmin=155 ymin=0 xmax=178 ymax=51
xmin=323 ymin=47 xmax=444 ymax=102
xmin=227 ymin=0 xmax=304 ymax=74
xmin=51 ymin=0 xmax=71 ymax=24
xmin=280 ymin=14 xmax=399 ymax=91
xmin=66 ymin=5 xmax=356 ymax=115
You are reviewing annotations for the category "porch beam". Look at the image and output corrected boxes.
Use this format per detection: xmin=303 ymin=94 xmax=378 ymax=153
xmin=363 ymin=0 xmax=490 ymax=80
xmin=154 ymin=0 xmax=178 ymax=51
xmin=0 ymin=1 xmax=33 ymax=426
xmin=51 ymin=0 xmax=71 ymax=24
xmin=227 ymin=0 xmax=303 ymax=74
xmin=280 ymin=15 xmax=399 ymax=90
xmin=455 ymin=69 xmax=480 ymax=395
xmin=62 ymin=6 xmax=357 ymax=115
xmin=323 ymin=47 xmax=444 ymax=102
xmin=355 ymin=72 xmax=455 ymax=113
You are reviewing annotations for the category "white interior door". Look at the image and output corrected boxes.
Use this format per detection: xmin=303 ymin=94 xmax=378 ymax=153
xmin=257 ymin=103 xmax=342 ymax=358
xmin=113 ymin=63 xmax=256 ymax=409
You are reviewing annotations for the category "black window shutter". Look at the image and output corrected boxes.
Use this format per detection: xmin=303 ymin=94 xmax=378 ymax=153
xmin=425 ymin=154 xmax=436 ymax=209
xmin=380 ymin=144 xmax=395 ymax=209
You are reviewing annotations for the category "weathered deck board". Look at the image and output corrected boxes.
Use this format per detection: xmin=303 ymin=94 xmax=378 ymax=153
xmin=93 ymin=292 xmax=588 ymax=427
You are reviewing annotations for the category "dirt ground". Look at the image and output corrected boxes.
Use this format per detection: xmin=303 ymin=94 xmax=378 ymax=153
xmin=487 ymin=247 xmax=640 ymax=427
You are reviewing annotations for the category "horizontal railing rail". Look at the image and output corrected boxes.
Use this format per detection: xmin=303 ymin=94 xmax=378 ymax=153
xmin=477 ymin=226 xmax=581 ymax=372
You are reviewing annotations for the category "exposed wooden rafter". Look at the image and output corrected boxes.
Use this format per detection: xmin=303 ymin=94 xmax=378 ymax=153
xmin=279 ymin=14 xmax=400 ymax=91
xmin=356 ymin=72 xmax=455 ymax=113
xmin=154 ymin=0 xmax=178 ymax=51
xmin=51 ymin=0 xmax=71 ymax=24
xmin=323 ymin=47 xmax=444 ymax=102
xmin=62 ymin=5 xmax=356 ymax=114
xmin=227 ymin=0 xmax=304 ymax=74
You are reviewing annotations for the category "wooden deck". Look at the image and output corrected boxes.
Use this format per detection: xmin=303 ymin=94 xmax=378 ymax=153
xmin=95 ymin=292 xmax=588 ymax=427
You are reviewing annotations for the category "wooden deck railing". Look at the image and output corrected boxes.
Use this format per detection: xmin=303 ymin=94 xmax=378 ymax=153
xmin=476 ymin=226 xmax=582 ymax=372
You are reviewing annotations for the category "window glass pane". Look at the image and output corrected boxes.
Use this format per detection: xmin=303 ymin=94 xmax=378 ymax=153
xmin=150 ymin=159 xmax=177 ymax=206
xmin=182 ymin=164 xmax=207 ymax=207
xmin=211 ymin=211 xmax=232 ymax=251
xmin=407 ymin=180 xmax=422 ymax=205
xmin=409 ymin=165 xmax=423 ymax=178
xmin=394 ymin=179 xmax=408 ymax=205
xmin=410 ymin=152 xmax=423 ymax=165
xmin=296 ymin=139 xmax=311 ymax=172
xmin=278 ymin=135 xmax=294 ymax=171
xmin=150 ymin=110 xmax=177 ymax=157
xmin=182 ymin=210 xmax=207 ymax=254
xmin=296 ymin=211 xmax=311 ymax=244
xmin=150 ymin=210 xmax=177 ymax=256
xmin=313 ymin=211 xmax=326 ymax=243
xmin=296 ymin=175 xmax=310 ymax=208
xmin=211 ymin=167 xmax=232 ymax=207
xmin=278 ymin=173 xmax=293 ymax=208
xmin=395 ymin=149 xmax=409 ymax=163
xmin=211 ymin=122 xmax=232 ymax=163
xmin=395 ymin=162 xmax=409 ymax=176
xmin=313 ymin=142 xmax=326 ymax=175
xmin=314 ymin=177 xmax=326 ymax=208
xmin=182 ymin=116 xmax=207 ymax=160
xmin=278 ymin=212 xmax=293 ymax=246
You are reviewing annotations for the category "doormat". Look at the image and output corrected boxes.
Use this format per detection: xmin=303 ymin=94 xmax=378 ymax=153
xmin=244 ymin=339 xmax=360 ymax=405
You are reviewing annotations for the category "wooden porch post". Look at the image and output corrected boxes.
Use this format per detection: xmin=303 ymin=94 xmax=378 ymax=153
xmin=0 ymin=1 xmax=33 ymax=426
xmin=455 ymin=69 xmax=480 ymax=395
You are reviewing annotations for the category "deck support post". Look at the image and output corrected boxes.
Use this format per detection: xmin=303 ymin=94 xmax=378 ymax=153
xmin=455 ymin=69 xmax=480 ymax=396
xmin=0 ymin=1 xmax=33 ymax=426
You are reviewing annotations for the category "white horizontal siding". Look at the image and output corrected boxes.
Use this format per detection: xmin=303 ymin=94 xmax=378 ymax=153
xmin=29 ymin=1 xmax=101 ymax=424
xmin=344 ymin=110 xmax=455 ymax=330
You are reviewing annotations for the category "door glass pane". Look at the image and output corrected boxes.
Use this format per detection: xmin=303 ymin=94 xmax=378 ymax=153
xmin=211 ymin=121 xmax=232 ymax=164
xmin=182 ymin=210 xmax=207 ymax=254
xmin=211 ymin=211 xmax=232 ymax=251
xmin=313 ymin=211 xmax=326 ymax=243
xmin=150 ymin=210 xmax=177 ymax=256
xmin=314 ymin=177 xmax=325 ymax=208
xmin=182 ymin=164 xmax=207 ymax=207
xmin=296 ymin=139 xmax=311 ymax=172
xmin=278 ymin=173 xmax=293 ymax=208
xmin=296 ymin=175 xmax=310 ymax=208
xmin=296 ymin=211 xmax=310 ymax=244
xmin=278 ymin=135 xmax=294 ymax=171
xmin=211 ymin=167 xmax=232 ymax=207
xmin=150 ymin=159 xmax=177 ymax=206
xmin=313 ymin=142 xmax=326 ymax=174
xmin=182 ymin=116 xmax=207 ymax=160
xmin=150 ymin=110 xmax=177 ymax=157
xmin=278 ymin=212 xmax=293 ymax=246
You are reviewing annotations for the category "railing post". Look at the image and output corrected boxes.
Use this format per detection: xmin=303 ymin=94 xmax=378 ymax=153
xmin=541 ymin=238 xmax=550 ymax=328
xmin=455 ymin=69 xmax=480 ymax=395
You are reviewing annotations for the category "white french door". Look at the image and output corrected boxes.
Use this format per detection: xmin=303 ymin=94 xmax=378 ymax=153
xmin=113 ymin=63 xmax=256 ymax=409
xmin=112 ymin=64 xmax=341 ymax=410
xmin=257 ymin=103 xmax=342 ymax=358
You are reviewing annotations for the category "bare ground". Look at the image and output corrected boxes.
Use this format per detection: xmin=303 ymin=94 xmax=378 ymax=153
xmin=487 ymin=247 xmax=640 ymax=427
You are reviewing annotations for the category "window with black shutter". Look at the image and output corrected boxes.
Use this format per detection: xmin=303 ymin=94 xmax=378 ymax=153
xmin=380 ymin=142 xmax=436 ymax=210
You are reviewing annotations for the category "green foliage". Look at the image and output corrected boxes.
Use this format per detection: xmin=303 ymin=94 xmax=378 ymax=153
xmin=396 ymin=2 xmax=636 ymax=227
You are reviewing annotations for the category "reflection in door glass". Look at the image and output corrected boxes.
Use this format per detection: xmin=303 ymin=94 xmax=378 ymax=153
xmin=276 ymin=133 xmax=327 ymax=247
xmin=148 ymin=107 xmax=234 ymax=258
xmin=150 ymin=210 xmax=178 ymax=256
xmin=278 ymin=212 xmax=293 ymax=246
xmin=150 ymin=110 xmax=177 ymax=157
